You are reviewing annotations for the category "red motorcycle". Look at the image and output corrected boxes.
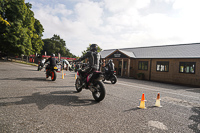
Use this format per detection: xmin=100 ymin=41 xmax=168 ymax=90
xmin=75 ymin=63 xmax=106 ymax=102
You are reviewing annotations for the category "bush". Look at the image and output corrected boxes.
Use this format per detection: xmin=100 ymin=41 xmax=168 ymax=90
xmin=137 ymin=73 xmax=144 ymax=79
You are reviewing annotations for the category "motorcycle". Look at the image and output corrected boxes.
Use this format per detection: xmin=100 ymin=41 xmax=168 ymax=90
xmin=45 ymin=63 xmax=58 ymax=81
xmin=38 ymin=59 xmax=46 ymax=71
xmin=37 ymin=61 xmax=44 ymax=71
xmin=75 ymin=63 xmax=106 ymax=102
xmin=102 ymin=67 xmax=117 ymax=84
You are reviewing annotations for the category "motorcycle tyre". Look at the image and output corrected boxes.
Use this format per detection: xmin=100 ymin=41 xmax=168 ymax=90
xmin=102 ymin=76 xmax=105 ymax=82
xmin=92 ymin=81 xmax=106 ymax=102
xmin=51 ymin=71 xmax=57 ymax=81
xmin=75 ymin=78 xmax=83 ymax=92
xmin=110 ymin=75 xmax=117 ymax=84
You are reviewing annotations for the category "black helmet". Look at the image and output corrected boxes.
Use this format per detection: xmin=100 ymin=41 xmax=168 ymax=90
xmin=109 ymin=59 xmax=113 ymax=63
xmin=51 ymin=53 xmax=55 ymax=57
xmin=90 ymin=44 xmax=97 ymax=52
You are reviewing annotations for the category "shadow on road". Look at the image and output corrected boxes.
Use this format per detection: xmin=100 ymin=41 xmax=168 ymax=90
xmin=123 ymin=107 xmax=140 ymax=112
xmin=188 ymin=107 xmax=200 ymax=133
xmin=26 ymin=69 xmax=39 ymax=71
xmin=124 ymin=106 xmax=158 ymax=112
xmin=37 ymin=86 xmax=75 ymax=89
xmin=0 ymin=90 xmax=98 ymax=110
xmin=0 ymin=77 xmax=53 ymax=82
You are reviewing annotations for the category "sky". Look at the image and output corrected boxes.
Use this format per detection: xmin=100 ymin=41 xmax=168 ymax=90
xmin=25 ymin=0 xmax=200 ymax=56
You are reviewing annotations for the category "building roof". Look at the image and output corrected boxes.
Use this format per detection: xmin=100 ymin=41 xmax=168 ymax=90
xmin=100 ymin=43 xmax=200 ymax=58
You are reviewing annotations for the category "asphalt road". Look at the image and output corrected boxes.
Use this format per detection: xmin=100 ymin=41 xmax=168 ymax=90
xmin=0 ymin=61 xmax=200 ymax=133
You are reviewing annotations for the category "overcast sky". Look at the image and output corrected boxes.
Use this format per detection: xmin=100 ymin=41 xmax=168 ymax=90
xmin=25 ymin=0 xmax=200 ymax=56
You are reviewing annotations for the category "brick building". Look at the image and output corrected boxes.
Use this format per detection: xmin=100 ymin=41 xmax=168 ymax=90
xmin=100 ymin=43 xmax=200 ymax=87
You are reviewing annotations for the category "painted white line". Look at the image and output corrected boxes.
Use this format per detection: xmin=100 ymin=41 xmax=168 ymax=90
xmin=148 ymin=121 xmax=168 ymax=130
xmin=117 ymin=82 xmax=200 ymax=99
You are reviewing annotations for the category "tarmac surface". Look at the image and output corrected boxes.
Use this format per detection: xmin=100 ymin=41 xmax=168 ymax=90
xmin=0 ymin=61 xmax=200 ymax=133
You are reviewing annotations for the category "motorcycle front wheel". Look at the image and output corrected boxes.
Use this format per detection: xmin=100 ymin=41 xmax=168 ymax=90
xmin=110 ymin=75 xmax=117 ymax=84
xmin=102 ymin=76 xmax=105 ymax=82
xmin=92 ymin=81 xmax=106 ymax=102
xmin=51 ymin=71 xmax=57 ymax=81
xmin=75 ymin=78 xmax=83 ymax=92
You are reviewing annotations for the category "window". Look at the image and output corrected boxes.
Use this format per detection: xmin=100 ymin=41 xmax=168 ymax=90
xmin=156 ymin=62 xmax=169 ymax=72
xmin=179 ymin=62 xmax=195 ymax=74
xmin=138 ymin=61 xmax=148 ymax=70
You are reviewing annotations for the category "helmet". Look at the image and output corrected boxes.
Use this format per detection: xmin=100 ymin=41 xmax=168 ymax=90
xmin=51 ymin=53 xmax=55 ymax=57
xmin=90 ymin=44 xmax=97 ymax=52
xmin=109 ymin=59 xmax=113 ymax=63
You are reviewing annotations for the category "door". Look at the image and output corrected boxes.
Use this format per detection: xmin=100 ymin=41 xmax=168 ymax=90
xmin=118 ymin=61 xmax=122 ymax=76
xmin=123 ymin=61 xmax=127 ymax=76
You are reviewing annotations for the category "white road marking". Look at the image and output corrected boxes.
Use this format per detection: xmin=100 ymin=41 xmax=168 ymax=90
xmin=117 ymin=82 xmax=200 ymax=99
xmin=148 ymin=120 xmax=168 ymax=130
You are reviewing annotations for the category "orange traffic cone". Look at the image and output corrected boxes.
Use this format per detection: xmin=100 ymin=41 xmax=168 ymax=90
xmin=155 ymin=93 xmax=162 ymax=107
xmin=62 ymin=70 xmax=64 ymax=79
xmin=75 ymin=74 xmax=77 ymax=79
xmin=138 ymin=93 xmax=147 ymax=109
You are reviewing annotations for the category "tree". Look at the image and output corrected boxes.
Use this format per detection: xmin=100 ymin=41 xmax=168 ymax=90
xmin=31 ymin=19 xmax=44 ymax=54
xmin=41 ymin=34 xmax=76 ymax=58
xmin=0 ymin=0 xmax=44 ymax=56
xmin=81 ymin=44 xmax=102 ymax=56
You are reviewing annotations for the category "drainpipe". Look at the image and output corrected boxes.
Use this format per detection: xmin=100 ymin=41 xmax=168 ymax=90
xmin=128 ymin=58 xmax=130 ymax=78
xmin=149 ymin=59 xmax=152 ymax=80
xmin=121 ymin=59 xmax=124 ymax=77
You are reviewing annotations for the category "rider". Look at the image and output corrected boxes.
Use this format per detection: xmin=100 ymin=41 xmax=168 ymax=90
xmin=44 ymin=53 xmax=58 ymax=73
xmin=74 ymin=44 xmax=101 ymax=86
xmin=104 ymin=59 xmax=114 ymax=75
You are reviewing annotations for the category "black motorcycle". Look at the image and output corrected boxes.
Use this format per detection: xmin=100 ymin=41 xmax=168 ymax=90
xmin=102 ymin=67 xmax=117 ymax=84
xmin=75 ymin=63 xmax=106 ymax=102
xmin=37 ymin=61 xmax=44 ymax=71
xmin=45 ymin=64 xmax=58 ymax=81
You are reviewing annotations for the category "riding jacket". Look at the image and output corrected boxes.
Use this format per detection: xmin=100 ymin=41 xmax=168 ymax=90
xmin=76 ymin=51 xmax=101 ymax=70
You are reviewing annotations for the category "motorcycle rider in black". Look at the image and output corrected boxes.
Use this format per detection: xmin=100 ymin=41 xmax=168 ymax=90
xmin=44 ymin=53 xmax=58 ymax=76
xmin=104 ymin=59 xmax=114 ymax=75
xmin=74 ymin=44 xmax=101 ymax=88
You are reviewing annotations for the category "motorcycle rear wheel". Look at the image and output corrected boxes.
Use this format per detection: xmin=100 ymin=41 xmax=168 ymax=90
xmin=110 ymin=75 xmax=117 ymax=84
xmin=92 ymin=81 xmax=106 ymax=102
xmin=51 ymin=71 xmax=57 ymax=81
xmin=75 ymin=78 xmax=83 ymax=92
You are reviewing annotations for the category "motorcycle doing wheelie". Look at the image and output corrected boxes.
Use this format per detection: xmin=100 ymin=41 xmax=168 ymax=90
xmin=45 ymin=63 xmax=58 ymax=81
xmin=75 ymin=63 xmax=106 ymax=102
xmin=102 ymin=67 xmax=117 ymax=84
